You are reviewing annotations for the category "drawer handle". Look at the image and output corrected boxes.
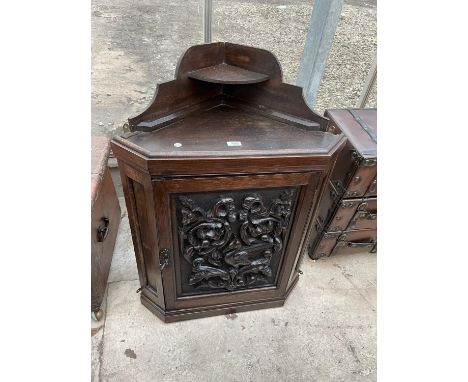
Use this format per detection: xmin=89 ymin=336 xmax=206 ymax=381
xmin=357 ymin=202 xmax=368 ymax=211
xmin=336 ymin=240 xmax=375 ymax=249
xmin=97 ymin=217 xmax=110 ymax=242
xmin=160 ymin=248 xmax=170 ymax=271
xmin=347 ymin=242 xmax=375 ymax=248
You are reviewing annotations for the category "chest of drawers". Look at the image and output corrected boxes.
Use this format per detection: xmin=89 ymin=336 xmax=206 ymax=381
xmin=91 ymin=136 xmax=121 ymax=319
xmin=308 ymin=108 xmax=377 ymax=259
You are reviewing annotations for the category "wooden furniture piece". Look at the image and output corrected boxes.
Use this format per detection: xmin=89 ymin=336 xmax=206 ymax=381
xmin=111 ymin=42 xmax=346 ymax=322
xmin=308 ymin=108 xmax=377 ymax=260
xmin=91 ymin=136 xmax=121 ymax=320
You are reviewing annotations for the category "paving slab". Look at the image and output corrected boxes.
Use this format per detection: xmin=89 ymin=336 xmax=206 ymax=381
xmin=91 ymin=285 xmax=108 ymax=381
xmin=108 ymin=197 xmax=138 ymax=283
xmin=91 ymin=321 xmax=104 ymax=382
xmin=99 ymin=253 xmax=376 ymax=381
xmin=108 ymin=217 xmax=138 ymax=283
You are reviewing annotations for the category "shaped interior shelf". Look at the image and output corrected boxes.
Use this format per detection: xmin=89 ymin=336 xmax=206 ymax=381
xmin=188 ymin=63 xmax=270 ymax=84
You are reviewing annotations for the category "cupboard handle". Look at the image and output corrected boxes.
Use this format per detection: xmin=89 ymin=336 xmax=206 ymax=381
xmin=160 ymin=248 xmax=170 ymax=271
xmin=97 ymin=217 xmax=110 ymax=242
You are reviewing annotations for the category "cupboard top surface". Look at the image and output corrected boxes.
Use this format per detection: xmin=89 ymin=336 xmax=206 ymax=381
xmin=120 ymin=105 xmax=342 ymax=158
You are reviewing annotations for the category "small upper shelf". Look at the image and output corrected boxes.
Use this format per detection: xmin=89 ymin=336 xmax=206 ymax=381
xmin=187 ymin=63 xmax=270 ymax=85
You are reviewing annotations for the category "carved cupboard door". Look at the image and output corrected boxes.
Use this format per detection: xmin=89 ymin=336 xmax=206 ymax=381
xmin=152 ymin=172 xmax=322 ymax=310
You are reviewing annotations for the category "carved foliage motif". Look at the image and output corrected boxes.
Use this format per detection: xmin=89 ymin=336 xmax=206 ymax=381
xmin=178 ymin=190 xmax=295 ymax=291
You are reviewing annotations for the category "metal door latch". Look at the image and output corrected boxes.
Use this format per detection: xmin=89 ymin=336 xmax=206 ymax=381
xmin=159 ymin=248 xmax=170 ymax=271
xmin=97 ymin=217 xmax=110 ymax=242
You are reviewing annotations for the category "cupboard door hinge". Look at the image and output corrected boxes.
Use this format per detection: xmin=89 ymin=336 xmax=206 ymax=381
xmin=159 ymin=248 xmax=170 ymax=271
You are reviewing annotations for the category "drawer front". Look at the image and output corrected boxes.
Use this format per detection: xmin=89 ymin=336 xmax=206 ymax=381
xmin=331 ymin=229 xmax=377 ymax=256
xmin=343 ymin=158 xmax=377 ymax=198
xmin=309 ymin=231 xmax=341 ymax=260
xmin=307 ymin=181 xmax=343 ymax=259
xmin=346 ymin=198 xmax=377 ymax=231
xmin=312 ymin=180 xmax=340 ymax=234
xmin=327 ymin=198 xmax=361 ymax=232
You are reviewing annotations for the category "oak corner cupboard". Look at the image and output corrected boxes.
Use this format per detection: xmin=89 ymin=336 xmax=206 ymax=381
xmin=111 ymin=42 xmax=346 ymax=322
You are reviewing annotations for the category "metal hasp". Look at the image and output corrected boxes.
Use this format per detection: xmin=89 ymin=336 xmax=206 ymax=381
xmin=204 ymin=0 xmax=213 ymax=43
xmin=296 ymin=0 xmax=344 ymax=107
xmin=96 ymin=217 xmax=110 ymax=242
xmin=159 ymin=249 xmax=170 ymax=271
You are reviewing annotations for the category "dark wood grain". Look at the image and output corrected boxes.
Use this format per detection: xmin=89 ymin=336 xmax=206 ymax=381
xmin=123 ymin=105 xmax=340 ymax=158
xmin=175 ymin=42 xmax=226 ymax=80
xmin=188 ymin=63 xmax=270 ymax=84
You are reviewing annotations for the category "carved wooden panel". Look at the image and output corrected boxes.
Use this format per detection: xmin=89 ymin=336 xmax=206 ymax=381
xmin=175 ymin=187 xmax=299 ymax=295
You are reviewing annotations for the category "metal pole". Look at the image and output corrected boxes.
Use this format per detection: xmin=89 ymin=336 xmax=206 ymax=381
xmin=296 ymin=0 xmax=344 ymax=107
xmin=204 ymin=0 xmax=213 ymax=43
xmin=357 ymin=54 xmax=377 ymax=108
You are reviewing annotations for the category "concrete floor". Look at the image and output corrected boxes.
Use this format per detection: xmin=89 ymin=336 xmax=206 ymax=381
xmin=92 ymin=191 xmax=376 ymax=382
